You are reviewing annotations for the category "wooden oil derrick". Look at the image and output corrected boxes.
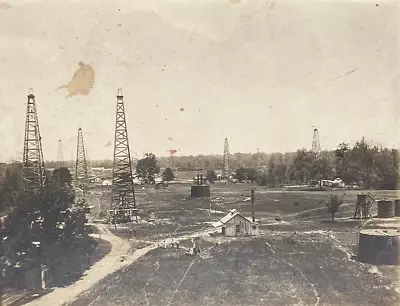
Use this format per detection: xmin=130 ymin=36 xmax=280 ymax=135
xmin=311 ymin=127 xmax=321 ymax=157
xmin=110 ymin=89 xmax=137 ymax=224
xmin=222 ymin=137 xmax=230 ymax=180
xmin=57 ymin=140 xmax=64 ymax=164
xmin=22 ymin=89 xmax=46 ymax=194
xmin=75 ymin=128 xmax=89 ymax=196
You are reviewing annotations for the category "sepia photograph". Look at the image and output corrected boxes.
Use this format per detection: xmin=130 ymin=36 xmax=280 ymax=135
xmin=0 ymin=0 xmax=399 ymax=305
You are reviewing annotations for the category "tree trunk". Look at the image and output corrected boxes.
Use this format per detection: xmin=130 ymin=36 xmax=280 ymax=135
xmin=331 ymin=213 xmax=335 ymax=222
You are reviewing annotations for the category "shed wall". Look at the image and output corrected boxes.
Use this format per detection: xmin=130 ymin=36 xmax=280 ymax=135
xmin=223 ymin=215 xmax=257 ymax=237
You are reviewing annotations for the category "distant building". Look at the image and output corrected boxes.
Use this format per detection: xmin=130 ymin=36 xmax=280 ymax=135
xmin=212 ymin=209 xmax=258 ymax=237
xmin=102 ymin=180 xmax=112 ymax=186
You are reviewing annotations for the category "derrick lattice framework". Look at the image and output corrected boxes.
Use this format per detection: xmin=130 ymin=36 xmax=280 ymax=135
xmin=22 ymin=89 xmax=46 ymax=194
xmin=111 ymin=89 xmax=136 ymax=211
xmin=75 ymin=128 xmax=89 ymax=195
xmin=312 ymin=128 xmax=321 ymax=157
xmin=57 ymin=140 xmax=64 ymax=163
xmin=222 ymin=137 xmax=230 ymax=179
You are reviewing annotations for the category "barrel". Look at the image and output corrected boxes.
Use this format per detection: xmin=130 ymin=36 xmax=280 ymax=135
xmin=395 ymin=199 xmax=400 ymax=217
xmin=377 ymin=200 xmax=395 ymax=218
xmin=357 ymin=228 xmax=400 ymax=265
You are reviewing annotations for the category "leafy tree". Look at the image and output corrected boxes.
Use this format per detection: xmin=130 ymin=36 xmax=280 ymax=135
xmin=51 ymin=167 xmax=73 ymax=188
xmin=247 ymin=168 xmax=258 ymax=183
xmin=162 ymin=168 xmax=175 ymax=182
xmin=206 ymin=170 xmax=217 ymax=184
xmin=233 ymin=167 xmax=248 ymax=183
xmin=135 ymin=153 xmax=160 ymax=184
xmin=233 ymin=167 xmax=258 ymax=183
xmin=326 ymin=194 xmax=343 ymax=222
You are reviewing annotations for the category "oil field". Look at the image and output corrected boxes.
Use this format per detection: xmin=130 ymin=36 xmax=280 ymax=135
xmin=39 ymin=184 xmax=400 ymax=306
xmin=1 ymin=1 xmax=400 ymax=306
xmin=1 ymin=88 xmax=400 ymax=306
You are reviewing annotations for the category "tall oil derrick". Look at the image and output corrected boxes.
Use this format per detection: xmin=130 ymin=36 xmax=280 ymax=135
xmin=57 ymin=140 xmax=64 ymax=164
xmin=222 ymin=137 xmax=230 ymax=179
xmin=311 ymin=127 xmax=321 ymax=157
xmin=75 ymin=128 xmax=89 ymax=196
xmin=111 ymin=89 xmax=136 ymax=219
xmin=22 ymin=89 xmax=46 ymax=194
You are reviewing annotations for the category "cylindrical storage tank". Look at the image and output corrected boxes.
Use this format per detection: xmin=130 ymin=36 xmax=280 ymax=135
xmin=377 ymin=200 xmax=395 ymax=218
xmin=191 ymin=185 xmax=210 ymax=198
xmin=395 ymin=199 xmax=400 ymax=217
xmin=357 ymin=229 xmax=400 ymax=265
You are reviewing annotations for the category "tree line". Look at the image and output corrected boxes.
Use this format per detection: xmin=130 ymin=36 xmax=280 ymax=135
xmin=41 ymin=137 xmax=398 ymax=190
xmin=234 ymin=138 xmax=398 ymax=190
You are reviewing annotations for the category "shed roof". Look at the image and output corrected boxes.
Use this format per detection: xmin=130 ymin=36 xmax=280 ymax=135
xmin=212 ymin=209 xmax=257 ymax=227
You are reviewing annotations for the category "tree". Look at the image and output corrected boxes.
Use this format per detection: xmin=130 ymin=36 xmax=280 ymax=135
xmin=233 ymin=167 xmax=248 ymax=183
xmin=162 ymin=168 xmax=175 ymax=182
xmin=51 ymin=167 xmax=73 ymax=189
xmin=247 ymin=168 xmax=258 ymax=183
xmin=206 ymin=170 xmax=217 ymax=184
xmin=326 ymin=194 xmax=343 ymax=222
xmin=135 ymin=153 xmax=160 ymax=184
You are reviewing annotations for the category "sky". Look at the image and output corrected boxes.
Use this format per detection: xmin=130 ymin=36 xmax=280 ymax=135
xmin=0 ymin=0 xmax=399 ymax=162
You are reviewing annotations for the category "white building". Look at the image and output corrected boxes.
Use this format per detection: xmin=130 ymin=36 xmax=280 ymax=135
xmin=212 ymin=209 xmax=258 ymax=237
xmin=102 ymin=180 xmax=112 ymax=186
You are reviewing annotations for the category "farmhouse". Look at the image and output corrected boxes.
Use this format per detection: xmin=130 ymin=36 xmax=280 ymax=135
xmin=213 ymin=209 xmax=258 ymax=237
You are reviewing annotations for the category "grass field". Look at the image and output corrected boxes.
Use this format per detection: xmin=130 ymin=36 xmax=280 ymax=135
xmin=72 ymin=183 xmax=399 ymax=305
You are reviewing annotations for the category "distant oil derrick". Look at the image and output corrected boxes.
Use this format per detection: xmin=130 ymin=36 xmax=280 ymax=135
xmin=311 ymin=127 xmax=321 ymax=157
xmin=110 ymin=89 xmax=136 ymax=222
xmin=75 ymin=128 xmax=89 ymax=196
xmin=57 ymin=140 xmax=64 ymax=164
xmin=22 ymin=89 xmax=46 ymax=194
xmin=222 ymin=137 xmax=230 ymax=179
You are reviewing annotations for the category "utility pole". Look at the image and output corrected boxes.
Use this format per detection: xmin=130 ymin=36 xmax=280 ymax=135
xmin=111 ymin=89 xmax=137 ymax=226
xmin=251 ymin=188 xmax=255 ymax=222
xmin=22 ymin=89 xmax=46 ymax=194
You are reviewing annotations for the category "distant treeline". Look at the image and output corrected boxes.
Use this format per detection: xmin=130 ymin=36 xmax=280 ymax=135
xmin=37 ymin=137 xmax=399 ymax=190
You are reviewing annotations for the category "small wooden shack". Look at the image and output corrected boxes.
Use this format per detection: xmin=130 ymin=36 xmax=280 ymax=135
xmin=212 ymin=209 xmax=258 ymax=237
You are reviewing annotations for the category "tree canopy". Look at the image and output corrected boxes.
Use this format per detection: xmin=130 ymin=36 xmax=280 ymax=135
xmin=162 ymin=167 xmax=175 ymax=182
xmin=135 ymin=153 xmax=160 ymax=184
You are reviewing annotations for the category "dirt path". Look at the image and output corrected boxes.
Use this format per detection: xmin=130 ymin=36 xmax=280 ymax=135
xmin=25 ymin=224 xmax=158 ymax=306
xmin=24 ymin=224 xmax=210 ymax=306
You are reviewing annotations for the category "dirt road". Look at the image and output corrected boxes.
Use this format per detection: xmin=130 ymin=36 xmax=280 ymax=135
xmin=25 ymin=224 xmax=158 ymax=306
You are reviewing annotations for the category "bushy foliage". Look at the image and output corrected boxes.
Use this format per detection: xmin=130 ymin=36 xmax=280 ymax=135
xmin=136 ymin=153 xmax=160 ymax=184
xmin=162 ymin=167 xmax=175 ymax=182
xmin=0 ymin=166 xmax=90 ymax=282
xmin=206 ymin=170 xmax=217 ymax=184
xmin=326 ymin=194 xmax=343 ymax=222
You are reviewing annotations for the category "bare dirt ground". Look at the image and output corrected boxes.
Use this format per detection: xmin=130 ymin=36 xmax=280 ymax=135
xmin=39 ymin=184 xmax=398 ymax=306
